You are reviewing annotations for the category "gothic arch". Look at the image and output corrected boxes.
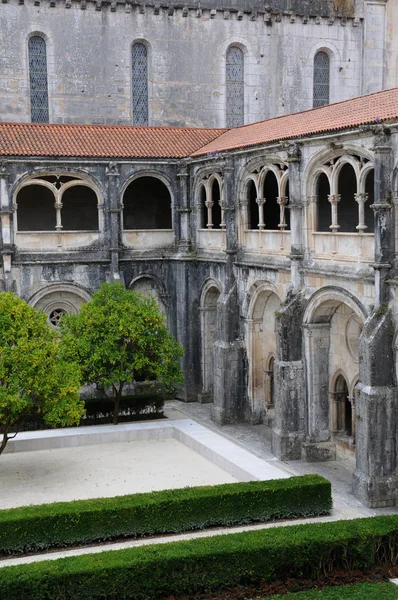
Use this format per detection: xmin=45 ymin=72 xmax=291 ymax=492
xmin=128 ymin=274 xmax=168 ymax=313
xmin=29 ymin=283 xmax=91 ymax=328
xmin=303 ymin=286 xmax=367 ymax=325
xmin=200 ymin=278 xmax=222 ymax=397
xmin=121 ymin=173 xmax=174 ymax=230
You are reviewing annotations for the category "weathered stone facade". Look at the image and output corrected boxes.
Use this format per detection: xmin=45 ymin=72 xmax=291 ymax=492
xmin=1 ymin=113 xmax=398 ymax=508
xmin=0 ymin=0 xmax=395 ymax=127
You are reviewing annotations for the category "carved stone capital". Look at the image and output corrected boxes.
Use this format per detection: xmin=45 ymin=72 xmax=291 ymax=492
xmin=256 ymin=197 xmax=265 ymax=206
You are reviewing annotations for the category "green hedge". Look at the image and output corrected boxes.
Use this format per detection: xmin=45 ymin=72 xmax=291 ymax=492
xmin=0 ymin=474 xmax=331 ymax=556
xmin=1 ymin=516 xmax=398 ymax=599
xmin=269 ymin=582 xmax=398 ymax=599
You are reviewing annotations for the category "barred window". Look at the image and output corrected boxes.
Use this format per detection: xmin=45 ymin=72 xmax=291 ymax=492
xmin=132 ymin=42 xmax=149 ymax=126
xmin=28 ymin=36 xmax=49 ymax=123
xmin=226 ymin=46 xmax=244 ymax=128
xmin=313 ymin=51 xmax=330 ymax=108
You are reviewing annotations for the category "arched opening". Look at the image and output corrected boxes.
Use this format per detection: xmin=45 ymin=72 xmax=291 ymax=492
xmin=263 ymin=171 xmax=279 ymax=230
xmin=333 ymin=375 xmax=352 ymax=437
xmin=30 ymin=287 xmax=89 ymax=329
xmin=28 ymin=35 xmax=49 ymax=123
xmin=132 ymin=42 xmax=149 ymax=126
xmin=130 ymin=277 xmax=166 ymax=314
xmin=249 ymin=289 xmax=281 ymax=421
xmin=201 ymin=285 xmax=220 ymax=396
xmin=316 ymin=172 xmax=331 ymax=232
xmin=211 ymin=179 xmax=222 ymax=229
xmin=200 ymin=185 xmax=207 ymax=228
xmin=304 ymin=294 xmax=362 ymax=446
xmin=123 ymin=177 xmax=172 ymax=230
xmin=61 ymin=186 xmax=99 ymax=231
xmin=247 ymin=179 xmax=258 ymax=229
xmin=226 ymin=45 xmax=244 ymax=128
xmin=338 ymin=163 xmax=358 ymax=232
xmin=364 ymin=170 xmax=375 ymax=233
xmin=17 ymin=184 xmax=56 ymax=231
xmin=313 ymin=51 xmax=330 ymax=108
xmin=265 ymin=355 xmax=275 ymax=409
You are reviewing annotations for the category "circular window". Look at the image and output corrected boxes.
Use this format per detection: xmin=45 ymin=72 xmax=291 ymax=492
xmin=49 ymin=308 xmax=68 ymax=328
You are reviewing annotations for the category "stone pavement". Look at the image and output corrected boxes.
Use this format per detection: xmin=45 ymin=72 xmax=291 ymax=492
xmin=166 ymin=400 xmax=398 ymax=519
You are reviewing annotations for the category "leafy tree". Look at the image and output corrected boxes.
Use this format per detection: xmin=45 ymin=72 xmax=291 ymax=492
xmin=0 ymin=293 xmax=84 ymax=455
xmin=60 ymin=282 xmax=183 ymax=424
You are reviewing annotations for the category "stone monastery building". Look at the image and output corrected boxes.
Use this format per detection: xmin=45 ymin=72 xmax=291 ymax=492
xmin=1 ymin=0 xmax=398 ymax=509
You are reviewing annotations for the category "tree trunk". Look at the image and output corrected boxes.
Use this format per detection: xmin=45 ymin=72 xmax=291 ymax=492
xmin=113 ymin=392 xmax=121 ymax=425
xmin=0 ymin=429 xmax=9 ymax=456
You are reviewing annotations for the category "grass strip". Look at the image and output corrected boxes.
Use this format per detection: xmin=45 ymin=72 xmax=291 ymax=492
xmin=268 ymin=581 xmax=398 ymax=599
xmin=0 ymin=474 xmax=331 ymax=556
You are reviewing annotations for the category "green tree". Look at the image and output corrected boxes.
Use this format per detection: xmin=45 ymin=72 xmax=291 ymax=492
xmin=0 ymin=293 xmax=84 ymax=456
xmin=60 ymin=282 xmax=183 ymax=424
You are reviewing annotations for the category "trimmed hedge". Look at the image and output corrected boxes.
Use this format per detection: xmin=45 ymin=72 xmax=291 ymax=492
xmin=1 ymin=516 xmax=398 ymax=599
xmin=0 ymin=474 xmax=330 ymax=556
xmin=270 ymin=582 xmax=398 ymax=599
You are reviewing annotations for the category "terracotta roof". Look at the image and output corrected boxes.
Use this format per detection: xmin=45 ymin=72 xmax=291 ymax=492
xmin=191 ymin=87 xmax=398 ymax=156
xmin=1 ymin=88 xmax=397 ymax=160
xmin=0 ymin=122 xmax=226 ymax=159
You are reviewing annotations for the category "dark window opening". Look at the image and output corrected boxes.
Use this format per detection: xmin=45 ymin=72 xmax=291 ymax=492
xmin=211 ymin=180 xmax=222 ymax=229
xmin=263 ymin=171 xmax=279 ymax=230
xmin=247 ymin=180 xmax=258 ymax=229
xmin=200 ymin=186 xmax=207 ymax=228
xmin=335 ymin=374 xmax=352 ymax=436
xmin=338 ymin=163 xmax=358 ymax=233
xmin=17 ymin=184 xmax=55 ymax=231
xmin=317 ymin=173 xmax=331 ymax=232
xmin=364 ymin=170 xmax=375 ymax=233
xmin=123 ymin=177 xmax=172 ymax=230
xmin=61 ymin=186 xmax=99 ymax=231
xmin=226 ymin=46 xmax=244 ymax=128
xmin=345 ymin=396 xmax=352 ymax=437
xmin=34 ymin=175 xmax=76 ymax=185
xmin=284 ymin=180 xmax=291 ymax=230
xmin=28 ymin=35 xmax=49 ymax=123
xmin=269 ymin=356 xmax=275 ymax=406
xmin=313 ymin=51 xmax=330 ymax=108
xmin=132 ymin=43 xmax=149 ymax=126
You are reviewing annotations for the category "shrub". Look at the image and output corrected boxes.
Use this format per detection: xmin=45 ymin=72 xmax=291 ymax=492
xmin=0 ymin=475 xmax=331 ymax=556
xmin=1 ymin=515 xmax=398 ymax=599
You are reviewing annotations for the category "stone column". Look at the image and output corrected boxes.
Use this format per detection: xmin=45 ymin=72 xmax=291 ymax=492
xmin=277 ymin=196 xmax=288 ymax=230
xmin=371 ymin=125 xmax=394 ymax=304
xmin=328 ymin=194 xmax=341 ymax=232
xmin=353 ymin=307 xmax=398 ymax=507
xmin=271 ymin=292 xmax=306 ymax=460
xmin=106 ymin=162 xmax=121 ymax=283
xmin=286 ymin=142 xmax=304 ymax=292
xmin=303 ymin=322 xmax=331 ymax=443
xmin=176 ymin=161 xmax=191 ymax=250
xmin=212 ymin=159 xmax=246 ymax=424
xmin=0 ymin=162 xmax=13 ymax=291
xmin=256 ymin=197 xmax=265 ymax=229
xmin=355 ymin=192 xmax=368 ymax=232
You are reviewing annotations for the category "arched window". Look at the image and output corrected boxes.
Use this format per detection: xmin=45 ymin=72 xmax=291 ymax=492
xmin=364 ymin=170 xmax=375 ymax=233
xmin=123 ymin=177 xmax=172 ymax=229
xmin=132 ymin=42 xmax=149 ymax=126
xmin=226 ymin=46 xmax=244 ymax=128
xmin=247 ymin=180 xmax=258 ymax=230
xmin=313 ymin=51 xmax=330 ymax=108
xmin=17 ymin=184 xmax=55 ymax=231
xmin=263 ymin=171 xmax=279 ymax=230
xmin=316 ymin=172 xmax=331 ymax=232
xmin=61 ymin=186 xmax=99 ymax=231
xmin=338 ymin=163 xmax=357 ymax=232
xmin=211 ymin=179 xmax=222 ymax=229
xmin=28 ymin=35 xmax=49 ymax=123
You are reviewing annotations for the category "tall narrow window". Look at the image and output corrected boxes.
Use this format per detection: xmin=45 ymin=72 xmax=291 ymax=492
xmin=226 ymin=46 xmax=244 ymax=128
xmin=28 ymin=36 xmax=49 ymax=123
xmin=132 ymin=42 xmax=149 ymax=126
xmin=313 ymin=51 xmax=330 ymax=108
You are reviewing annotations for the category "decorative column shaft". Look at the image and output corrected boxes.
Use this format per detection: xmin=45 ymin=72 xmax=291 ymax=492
xmin=256 ymin=197 xmax=265 ymax=230
xmin=328 ymin=194 xmax=341 ymax=232
xmin=54 ymin=199 xmax=63 ymax=230
xmin=106 ymin=162 xmax=121 ymax=282
xmin=277 ymin=196 xmax=288 ymax=229
xmin=286 ymin=142 xmax=304 ymax=291
xmin=370 ymin=125 xmax=394 ymax=304
xmin=354 ymin=192 xmax=368 ymax=232
xmin=176 ymin=161 xmax=191 ymax=250
xmin=0 ymin=162 xmax=14 ymax=290
xmin=205 ymin=198 xmax=214 ymax=229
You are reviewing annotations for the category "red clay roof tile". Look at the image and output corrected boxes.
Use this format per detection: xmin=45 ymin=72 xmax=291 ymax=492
xmin=0 ymin=88 xmax=397 ymax=159
xmin=191 ymin=87 xmax=398 ymax=156
xmin=0 ymin=122 xmax=226 ymax=159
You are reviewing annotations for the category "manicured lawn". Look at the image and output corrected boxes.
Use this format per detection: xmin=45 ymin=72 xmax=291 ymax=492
xmin=264 ymin=581 xmax=398 ymax=599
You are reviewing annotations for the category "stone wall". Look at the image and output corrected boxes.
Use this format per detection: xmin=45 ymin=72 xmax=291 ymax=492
xmin=0 ymin=0 xmax=375 ymax=127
